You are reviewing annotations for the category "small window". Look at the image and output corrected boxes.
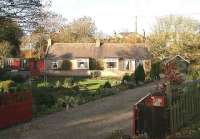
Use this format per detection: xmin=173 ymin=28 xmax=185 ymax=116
xmin=105 ymin=58 xmax=118 ymax=70
xmin=77 ymin=59 xmax=89 ymax=69
xmin=107 ymin=62 xmax=117 ymax=69
xmin=52 ymin=61 xmax=59 ymax=70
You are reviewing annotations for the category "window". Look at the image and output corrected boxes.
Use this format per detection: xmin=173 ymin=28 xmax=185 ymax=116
xmin=51 ymin=61 xmax=59 ymax=70
xmin=77 ymin=59 xmax=89 ymax=69
xmin=105 ymin=58 xmax=118 ymax=70
xmin=21 ymin=59 xmax=28 ymax=70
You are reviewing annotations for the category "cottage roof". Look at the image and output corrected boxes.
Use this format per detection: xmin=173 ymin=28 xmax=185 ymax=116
xmin=47 ymin=43 xmax=151 ymax=60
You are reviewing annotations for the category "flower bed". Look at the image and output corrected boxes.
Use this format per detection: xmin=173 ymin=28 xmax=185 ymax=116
xmin=0 ymin=91 xmax=32 ymax=129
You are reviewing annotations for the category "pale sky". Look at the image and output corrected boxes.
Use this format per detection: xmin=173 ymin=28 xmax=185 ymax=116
xmin=51 ymin=0 xmax=200 ymax=35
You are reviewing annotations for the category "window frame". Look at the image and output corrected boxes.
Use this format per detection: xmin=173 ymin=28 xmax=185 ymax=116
xmin=76 ymin=58 xmax=89 ymax=69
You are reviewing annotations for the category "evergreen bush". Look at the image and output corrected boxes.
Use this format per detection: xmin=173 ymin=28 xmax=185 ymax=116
xmin=150 ymin=61 xmax=161 ymax=80
xmin=135 ymin=64 xmax=145 ymax=83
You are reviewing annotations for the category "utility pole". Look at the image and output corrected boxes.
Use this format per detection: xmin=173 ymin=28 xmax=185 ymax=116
xmin=135 ymin=16 xmax=138 ymax=33
xmin=134 ymin=16 xmax=138 ymax=44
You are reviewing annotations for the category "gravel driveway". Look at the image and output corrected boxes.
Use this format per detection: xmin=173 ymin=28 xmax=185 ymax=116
xmin=0 ymin=82 xmax=159 ymax=139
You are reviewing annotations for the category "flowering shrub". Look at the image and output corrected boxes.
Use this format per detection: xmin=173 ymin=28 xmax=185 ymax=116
xmin=164 ymin=62 xmax=184 ymax=85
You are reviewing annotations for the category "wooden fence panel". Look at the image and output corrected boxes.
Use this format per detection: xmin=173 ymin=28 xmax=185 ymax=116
xmin=168 ymin=81 xmax=200 ymax=134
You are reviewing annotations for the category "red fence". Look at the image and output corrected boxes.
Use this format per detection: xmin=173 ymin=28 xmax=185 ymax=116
xmin=4 ymin=58 xmax=45 ymax=77
xmin=0 ymin=92 xmax=32 ymax=129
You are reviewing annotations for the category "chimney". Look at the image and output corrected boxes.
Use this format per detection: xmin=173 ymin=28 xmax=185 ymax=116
xmin=95 ymin=39 xmax=103 ymax=47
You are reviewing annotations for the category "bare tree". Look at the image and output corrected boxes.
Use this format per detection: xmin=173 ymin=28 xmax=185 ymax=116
xmin=0 ymin=0 xmax=51 ymax=31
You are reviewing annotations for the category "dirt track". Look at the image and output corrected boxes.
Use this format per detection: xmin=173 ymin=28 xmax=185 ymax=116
xmin=0 ymin=82 xmax=159 ymax=139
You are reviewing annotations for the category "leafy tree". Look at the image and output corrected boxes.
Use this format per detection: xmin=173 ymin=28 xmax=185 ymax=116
xmin=52 ymin=16 xmax=96 ymax=43
xmin=150 ymin=61 xmax=161 ymax=80
xmin=148 ymin=15 xmax=200 ymax=60
xmin=0 ymin=0 xmax=50 ymax=31
xmin=0 ymin=17 xmax=23 ymax=56
xmin=0 ymin=41 xmax=13 ymax=57
xmin=135 ymin=64 xmax=145 ymax=83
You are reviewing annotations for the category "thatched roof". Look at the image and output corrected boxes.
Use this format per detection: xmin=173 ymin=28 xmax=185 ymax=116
xmin=47 ymin=43 xmax=151 ymax=60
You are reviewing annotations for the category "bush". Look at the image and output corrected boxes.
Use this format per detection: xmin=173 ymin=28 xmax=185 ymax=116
xmin=37 ymin=82 xmax=51 ymax=88
xmin=103 ymin=81 xmax=112 ymax=88
xmin=150 ymin=61 xmax=161 ymax=80
xmin=96 ymin=60 xmax=104 ymax=70
xmin=187 ymin=70 xmax=200 ymax=80
xmin=33 ymin=92 xmax=56 ymax=108
xmin=100 ymin=88 xmax=118 ymax=97
xmin=11 ymin=74 xmax=26 ymax=83
xmin=61 ymin=60 xmax=72 ymax=70
xmin=89 ymin=58 xmax=104 ymax=70
xmin=90 ymin=71 xmax=101 ymax=78
xmin=55 ymin=80 xmax=61 ymax=88
xmin=0 ymin=80 xmax=15 ymax=94
xmin=122 ymin=74 xmax=132 ymax=83
xmin=135 ymin=64 xmax=145 ymax=83
xmin=0 ymin=68 xmax=6 ymax=79
xmin=57 ymin=96 xmax=78 ymax=109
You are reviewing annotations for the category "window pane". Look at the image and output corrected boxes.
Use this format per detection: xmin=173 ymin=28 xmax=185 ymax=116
xmin=107 ymin=62 xmax=116 ymax=68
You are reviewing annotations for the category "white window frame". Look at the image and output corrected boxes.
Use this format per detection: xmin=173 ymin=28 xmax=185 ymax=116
xmin=77 ymin=58 xmax=89 ymax=69
xmin=105 ymin=58 xmax=118 ymax=70
xmin=51 ymin=61 xmax=59 ymax=70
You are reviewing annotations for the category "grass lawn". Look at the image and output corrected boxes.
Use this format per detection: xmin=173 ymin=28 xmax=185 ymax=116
xmin=35 ymin=76 xmax=119 ymax=91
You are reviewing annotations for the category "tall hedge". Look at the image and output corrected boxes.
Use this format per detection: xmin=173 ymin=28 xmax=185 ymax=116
xmin=135 ymin=64 xmax=145 ymax=83
xmin=150 ymin=61 xmax=161 ymax=80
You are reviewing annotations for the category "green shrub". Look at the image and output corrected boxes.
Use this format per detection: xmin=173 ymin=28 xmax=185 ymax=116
xmin=57 ymin=96 xmax=78 ymax=108
xmin=37 ymin=82 xmax=51 ymax=88
xmin=187 ymin=70 xmax=200 ymax=80
xmin=62 ymin=78 xmax=69 ymax=88
xmin=103 ymin=81 xmax=112 ymax=88
xmin=11 ymin=74 xmax=26 ymax=83
xmin=90 ymin=71 xmax=101 ymax=78
xmin=61 ymin=60 xmax=72 ymax=70
xmin=0 ymin=80 xmax=15 ymax=93
xmin=96 ymin=60 xmax=104 ymax=70
xmin=99 ymin=88 xmax=118 ymax=97
xmin=72 ymin=84 xmax=80 ymax=92
xmin=55 ymin=80 xmax=61 ymax=88
xmin=150 ymin=61 xmax=161 ymax=80
xmin=34 ymin=92 xmax=56 ymax=108
xmin=122 ymin=74 xmax=132 ymax=83
xmin=135 ymin=64 xmax=145 ymax=83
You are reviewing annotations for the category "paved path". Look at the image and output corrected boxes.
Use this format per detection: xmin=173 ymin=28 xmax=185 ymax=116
xmin=0 ymin=82 xmax=159 ymax=139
